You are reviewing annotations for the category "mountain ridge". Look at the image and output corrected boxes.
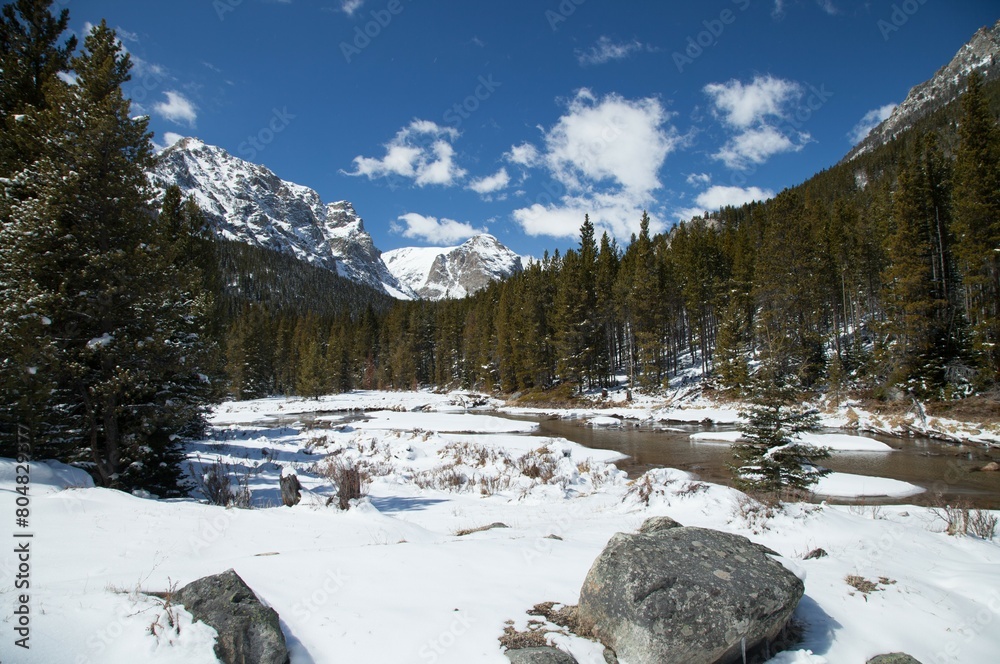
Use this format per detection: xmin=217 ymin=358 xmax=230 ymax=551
xmin=383 ymin=234 xmax=524 ymax=300
xmin=845 ymin=19 xmax=1000 ymax=161
xmin=152 ymin=137 xmax=415 ymax=298
xmin=151 ymin=138 xmax=523 ymax=301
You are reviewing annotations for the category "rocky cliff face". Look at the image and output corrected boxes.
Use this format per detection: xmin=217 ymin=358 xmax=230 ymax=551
xmin=383 ymin=234 xmax=523 ymax=300
xmin=846 ymin=20 xmax=999 ymax=161
xmin=152 ymin=138 xmax=414 ymax=298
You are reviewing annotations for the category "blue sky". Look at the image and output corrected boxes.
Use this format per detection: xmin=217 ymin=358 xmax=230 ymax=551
xmin=65 ymin=0 xmax=997 ymax=257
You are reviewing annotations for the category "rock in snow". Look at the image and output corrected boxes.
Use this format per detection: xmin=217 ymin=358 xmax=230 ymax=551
xmin=577 ymin=519 xmax=803 ymax=664
xmin=505 ymin=647 xmax=580 ymax=664
xmin=173 ymin=569 xmax=290 ymax=664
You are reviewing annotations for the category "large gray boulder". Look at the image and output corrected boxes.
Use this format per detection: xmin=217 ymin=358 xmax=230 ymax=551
xmin=505 ymin=647 xmax=579 ymax=663
xmin=577 ymin=520 xmax=803 ymax=664
xmin=867 ymin=655 xmax=923 ymax=664
xmin=174 ymin=569 xmax=290 ymax=664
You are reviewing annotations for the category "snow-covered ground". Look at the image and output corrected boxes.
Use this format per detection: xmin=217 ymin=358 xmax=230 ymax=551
xmin=1 ymin=390 xmax=998 ymax=663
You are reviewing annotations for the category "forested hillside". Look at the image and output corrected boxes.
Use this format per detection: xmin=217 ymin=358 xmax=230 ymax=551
xmin=232 ymin=74 xmax=1000 ymax=402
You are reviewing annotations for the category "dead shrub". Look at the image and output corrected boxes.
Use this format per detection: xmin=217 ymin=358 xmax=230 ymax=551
xmin=319 ymin=459 xmax=367 ymax=510
xmin=968 ymin=509 xmax=998 ymax=540
xmin=732 ymin=493 xmax=779 ymax=533
xmin=188 ymin=456 xmax=254 ymax=508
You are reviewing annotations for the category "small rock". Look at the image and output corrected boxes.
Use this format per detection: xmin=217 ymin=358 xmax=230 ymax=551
xmin=867 ymin=654 xmax=923 ymax=664
xmin=173 ymin=569 xmax=289 ymax=664
xmin=804 ymin=548 xmax=828 ymax=560
xmin=545 ymin=534 xmax=564 ymax=541
xmin=980 ymin=461 xmax=999 ymax=472
xmin=637 ymin=516 xmax=683 ymax=535
xmin=603 ymin=647 xmax=619 ymax=664
xmin=505 ymin=647 xmax=579 ymax=664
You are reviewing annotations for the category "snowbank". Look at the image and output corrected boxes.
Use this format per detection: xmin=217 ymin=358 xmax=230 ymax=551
xmin=691 ymin=431 xmax=894 ymax=452
xmin=3 ymin=391 xmax=996 ymax=664
xmin=812 ymin=472 xmax=925 ymax=498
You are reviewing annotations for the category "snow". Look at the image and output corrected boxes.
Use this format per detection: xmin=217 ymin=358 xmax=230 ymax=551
xmin=352 ymin=411 xmax=538 ymax=434
xmin=691 ymin=430 xmax=744 ymax=443
xmin=86 ymin=333 xmax=114 ymax=350
xmin=587 ymin=416 xmax=622 ymax=427
xmin=691 ymin=431 xmax=894 ymax=452
xmin=812 ymin=472 xmax=925 ymax=499
xmin=3 ymin=390 xmax=997 ymax=663
xmin=798 ymin=432 xmax=893 ymax=452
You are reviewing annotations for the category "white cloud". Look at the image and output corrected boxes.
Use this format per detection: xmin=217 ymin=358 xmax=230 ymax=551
xmin=544 ymin=89 xmax=679 ymax=197
xmin=506 ymin=142 xmax=541 ymax=167
xmin=468 ymin=168 xmax=510 ymax=195
xmin=340 ymin=0 xmax=365 ymax=15
xmin=677 ymin=185 xmax=775 ymax=220
xmin=514 ymin=192 xmax=666 ymax=241
xmin=704 ymin=75 xmax=813 ymax=170
xmin=115 ymin=26 xmax=139 ymax=43
xmin=510 ymin=90 xmax=678 ymax=242
xmin=577 ymin=36 xmax=648 ymax=66
xmin=848 ymin=103 xmax=896 ymax=144
xmin=346 ymin=120 xmax=466 ymax=187
xmin=714 ymin=125 xmax=808 ymax=169
xmin=695 ymin=185 xmax=774 ymax=211
xmin=163 ymin=132 xmax=185 ymax=148
xmin=704 ymin=75 xmax=802 ymax=129
xmin=392 ymin=213 xmax=485 ymax=244
xmin=685 ymin=172 xmax=712 ymax=187
xmin=153 ymin=91 xmax=197 ymax=127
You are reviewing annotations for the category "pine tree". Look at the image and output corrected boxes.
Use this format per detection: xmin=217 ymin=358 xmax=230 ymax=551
xmin=0 ymin=0 xmax=77 ymax=175
xmin=883 ymin=137 xmax=962 ymax=394
xmin=952 ymin=72 xmax=1000 ymax=386
xmin=0 ymin=21 xmax=216 ymax=494
xmin=731 ymin=371 xmax=829 ymax=495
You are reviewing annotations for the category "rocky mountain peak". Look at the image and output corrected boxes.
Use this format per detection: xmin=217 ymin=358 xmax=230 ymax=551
xmin=151 ymin=139 xmax=414 ymax=299
xmin=383 ymin=234 xmax=523 ymax=301
xmin=846 ymin=19 xmax=999 ymax=161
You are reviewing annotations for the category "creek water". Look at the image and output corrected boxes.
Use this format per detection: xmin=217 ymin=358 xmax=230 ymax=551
xmin=510 ymin=415 xmax=1000 ymax=509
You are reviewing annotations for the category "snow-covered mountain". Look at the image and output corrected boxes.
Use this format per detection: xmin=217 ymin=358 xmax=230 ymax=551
xmin=383 ymin=234 xmax=523 ymax=300
xmin=151 ymin=138 xmax=414 ymax=298
xmin=846 ymin=19 xmax=1000 ymax=161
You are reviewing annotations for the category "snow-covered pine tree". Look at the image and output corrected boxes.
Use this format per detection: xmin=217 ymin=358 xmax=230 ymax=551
xmin=731 ymin=371 xmax=829 ymax=495
xmin=1 ymin=19 xmax=216 ymax=495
